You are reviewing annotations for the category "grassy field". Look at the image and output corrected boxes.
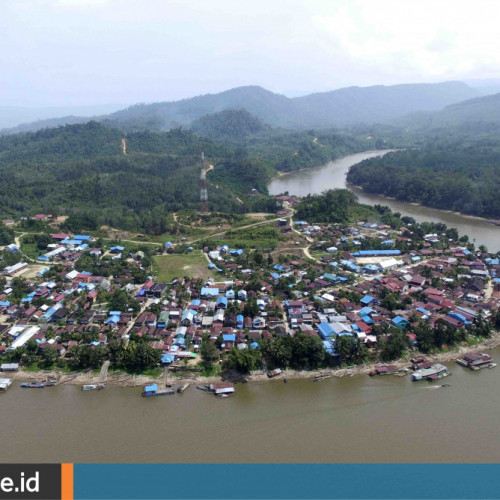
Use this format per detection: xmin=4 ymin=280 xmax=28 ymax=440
xmin=153 ymin=253 xmax=214 ymax=282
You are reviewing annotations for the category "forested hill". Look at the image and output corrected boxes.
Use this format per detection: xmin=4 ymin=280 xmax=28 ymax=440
xmin=190 ymin=109 xmax=268 ymax=141
xmin=394 ymin=93 xmax=500 ymax=132
xmin=0 ymin=121 xmax=228 ymax=164
xmin=0 ymin=121 xmax=368 ymax=232
xmin=0 ymin=122 xmax=264 ymax=232
xmin=346 ymin=143 xmax=500 ymax=218
xmin=1 ymin=81 xmax=478 ymax=135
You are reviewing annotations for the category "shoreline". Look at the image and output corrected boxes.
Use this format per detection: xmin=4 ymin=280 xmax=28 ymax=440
xmin=10 ymin=330 xmax=500 ymax=389
xmin=347 ymin=182 xmax=499 ymax=224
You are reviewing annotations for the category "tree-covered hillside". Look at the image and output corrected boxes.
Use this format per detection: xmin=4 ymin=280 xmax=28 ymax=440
xmin=0 ymin=122 xmax=279 ymax=232
xmin=1 ymin=81 xmax=480 ymax=135
xmin=190 ymin=109 xmax=268 ymax=141
xmin=346 ymin=141 xmax=500 ymax=218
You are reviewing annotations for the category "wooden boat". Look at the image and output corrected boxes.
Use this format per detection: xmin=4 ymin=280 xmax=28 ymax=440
xmin=0 ymin=378 xmax=12 ymax=392
xmin=21 ymin=382 xmax=55 ymax=388
xmin=196 ymin=385 xmax=210 ymax=391
xmin=267 ymin=369 xmax=282 ymax=378
xmin=216 ymin=393 xmax=231 ymax=398
xmin=314 ymin=375 xmax=331 ymax=382
xmin=82 ymin=384 xmax=105 ymax=391
xmin=177 ymin=383 xmax=190 ymax=393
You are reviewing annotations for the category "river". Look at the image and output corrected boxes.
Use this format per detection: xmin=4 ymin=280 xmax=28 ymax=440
xmin=267 ymin=150 xmax=500 ymax=252
xmin=1 ymin=350 xmax=500 ymax=463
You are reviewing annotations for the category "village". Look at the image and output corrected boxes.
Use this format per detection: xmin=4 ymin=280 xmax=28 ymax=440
xmin=1 ymin=197 xmax=500 ymax=396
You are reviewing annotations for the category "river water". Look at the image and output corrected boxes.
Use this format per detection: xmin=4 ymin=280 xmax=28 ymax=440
xmin=268 ymin=150 xmax=500 ymax=252
xmin=1 ymin=350 xmax=500 ymax=463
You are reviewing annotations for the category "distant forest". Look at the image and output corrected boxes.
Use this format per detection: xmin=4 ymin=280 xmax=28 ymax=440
xmin=346 ymin=140 xmax=500 ymax=218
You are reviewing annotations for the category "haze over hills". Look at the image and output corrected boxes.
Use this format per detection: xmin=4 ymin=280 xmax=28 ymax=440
xmin=0 ymin=103 xmax=127 ymax=130
xmin=0 ymin=81 xmax=479 ymax=135
xmin=394 ymin=92 xmax=500 ymax=131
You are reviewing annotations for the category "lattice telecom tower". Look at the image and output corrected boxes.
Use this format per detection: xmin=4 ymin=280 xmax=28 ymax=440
xmin=199 ymin=149 xmax=210 ymax=214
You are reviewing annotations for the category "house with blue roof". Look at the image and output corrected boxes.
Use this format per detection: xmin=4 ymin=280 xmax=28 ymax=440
xmin=161 ymin=353 xmax=175 ymax=365
xmin=105 ymin=315 xmax=120 ymax=325
xmin=392 ymin=316 xmax=408 ymax=328
xmin=360 ymin=295 xmax=377 ymax=306
xmin=201 ymin=287 xmax=219 ymax=298
xmin=359 ymin=306 xmax=376 ymax=316
xmin=238 ymin=290 xmax=247 ymax=301
xmin=226 ymin=290 xmax=235 ymax=299
xmin=448 ymin=312 xmax=469 ymax=325
xmin=217 ymin=296 xmax=228 ymax=309
xmin=318 ymin=322 xmax=335 ymax=339
xmin=223 ymin=334 xmax=236 ymax=343
xmin=352 ymin=250 xmax=401 ymax=257
xmin=322 ymin=340 xmax=335 ymax=355
xmin=237 ymin=314 xmax=244 ymax=329
xmin=181 ymin=310 xmax=196 ymax=326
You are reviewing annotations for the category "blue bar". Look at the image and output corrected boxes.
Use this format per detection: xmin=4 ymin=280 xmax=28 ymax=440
xmin=75 ymin=464 xmax=500 ymax=499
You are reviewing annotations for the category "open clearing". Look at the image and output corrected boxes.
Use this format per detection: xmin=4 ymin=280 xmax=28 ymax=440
xmin=153 ymin=253 xmax=214 ymax=282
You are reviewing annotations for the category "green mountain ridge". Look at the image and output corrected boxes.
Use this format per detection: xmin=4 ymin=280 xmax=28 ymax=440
xmin=0 ymin=81 xmax=479 ymax=135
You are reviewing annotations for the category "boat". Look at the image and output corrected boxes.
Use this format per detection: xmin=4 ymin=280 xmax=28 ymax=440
xmin=314 ymin=374 xmax=331 ymax=382
xmin=196 ymin=385 xmax=210 ymax=392
xmin=216 ymin=393 xmax=231 ymax=398
xmin=412 ymin=363 xmax=448 ymax=381
xmin=177 ymin=383 xmax=190 ymax=393
xmin=0 ymin=378 xmax=12 ymax=392
xmin=21 ymin=382 xmax=55 ymax=388
xmin=142 ymin=383 xmax=175 ymax=397
xmin=427 ymin=371 xmax=450 ymax=381
xmin=487 ymin=363 xmax=496 ymax=369
xmin=209 ymin=382 xmax=235 ymax=396
xmin=82 ymin=384 xmax=105 ymax=391
xmin=267 ymin=369 xmax=282 ymax=378
xmin=456 ymin=353 xmax=493 ymax=370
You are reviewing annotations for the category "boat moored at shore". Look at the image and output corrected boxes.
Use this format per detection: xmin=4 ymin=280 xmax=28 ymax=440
xmin=142 ymin=383 xmax=175 ymax=397
xmin=0 ymin=378 xmax=12 ymax=392
xmin=21 ymin=382 xmax=55 ymax=388
xmin=412 ymin=364 xmax=449 ymax=381
xmin=456 ymin=353 xmax=494 ymax=370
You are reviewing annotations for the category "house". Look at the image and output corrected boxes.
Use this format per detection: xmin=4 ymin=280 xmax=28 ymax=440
xmin=391 ymin=315 xmax=409 ymax=328
xmin=360 ymin=295 xmax=377 ymax=306
xmin=253 ymin=317 xmax=266 ymax=329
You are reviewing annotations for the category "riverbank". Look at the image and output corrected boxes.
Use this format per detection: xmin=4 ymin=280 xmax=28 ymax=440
xmin=348 ymin=182 xmax=499 ymax=224
xmin=10 ymin=330 xmax=500 ymax=389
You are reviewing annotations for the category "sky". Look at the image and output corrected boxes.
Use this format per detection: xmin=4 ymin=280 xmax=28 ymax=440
xmin=2 ymin=0 xmax=500 ymax=107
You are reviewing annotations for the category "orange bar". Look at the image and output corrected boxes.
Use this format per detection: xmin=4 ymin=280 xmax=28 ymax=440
xmin=61 ymin=463 xmax=74 ymax=500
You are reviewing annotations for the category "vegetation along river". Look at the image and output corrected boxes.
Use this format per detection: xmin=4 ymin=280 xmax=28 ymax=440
xmin=1 ymin=350 xmax=500 ymax=463
xmin=268 ymin=150 xmax=500 ymax=252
